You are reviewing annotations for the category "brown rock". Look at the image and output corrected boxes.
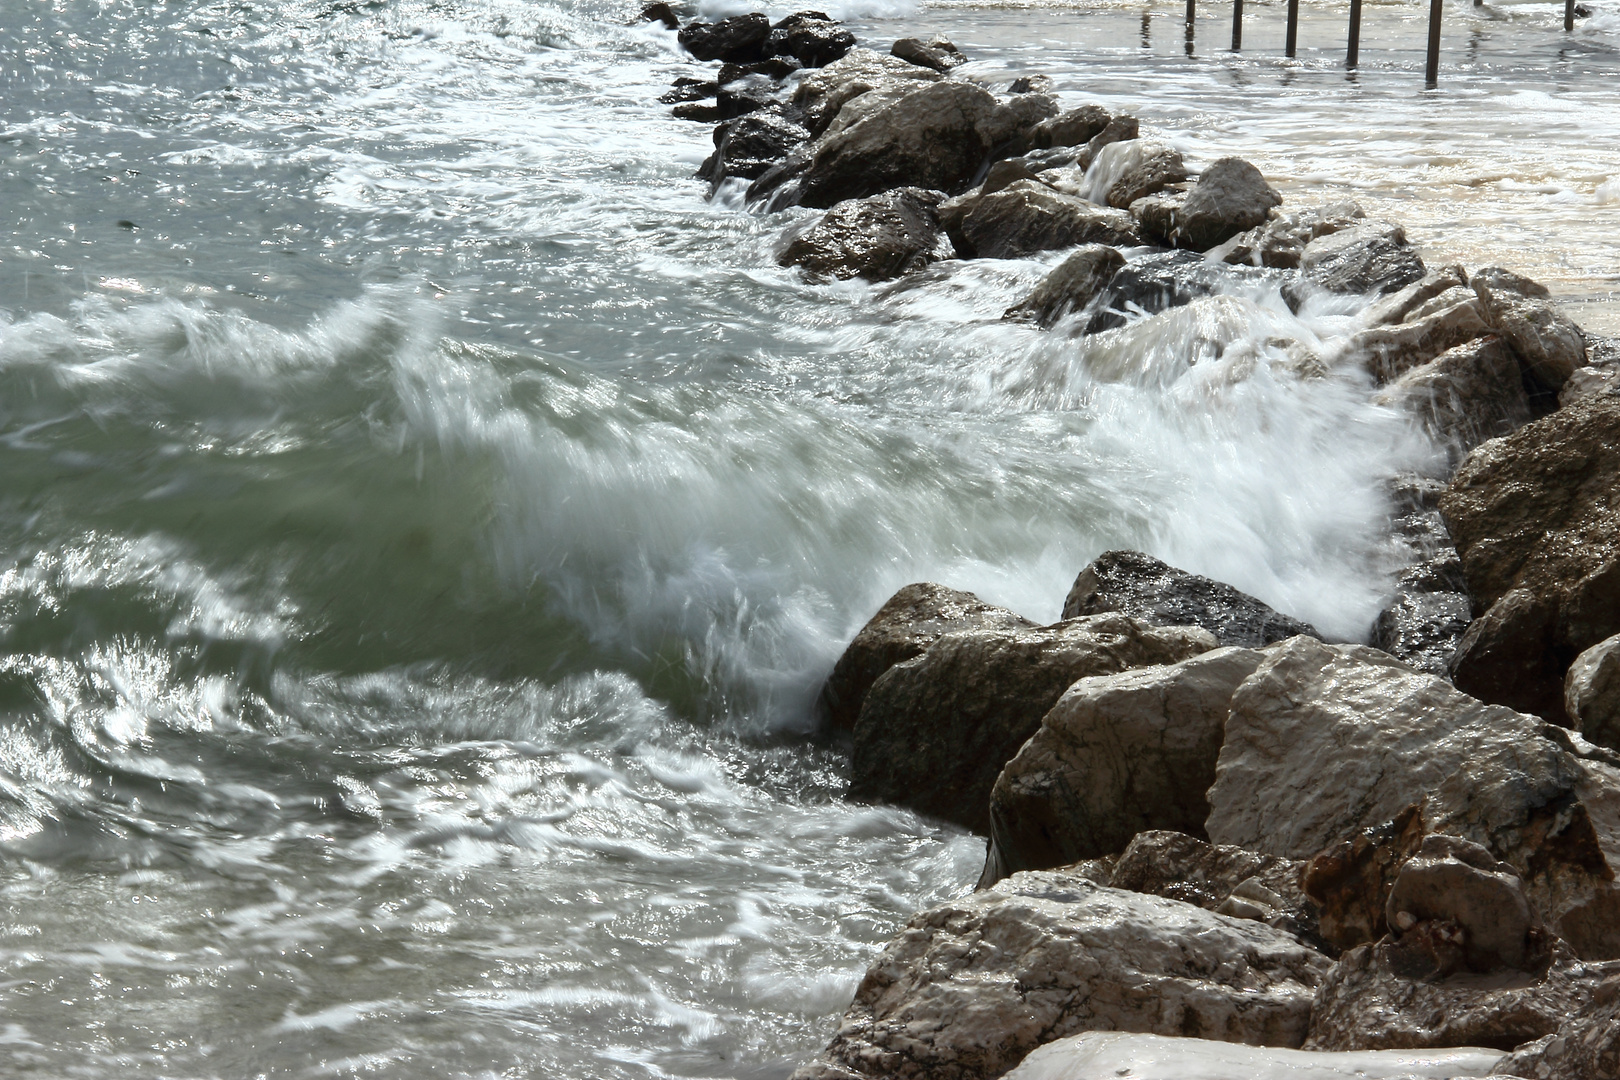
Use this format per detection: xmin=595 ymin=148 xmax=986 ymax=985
xmin=849 ymin=614 xmax=1216 ymax=834
xmin=779 ymin=187 xmax=946 ymax=282
xmin=1471 ymin=266 xmax=1588 ymax=393
xmin=821 ymin=583 xmax=1035 ymax=733
xmin=1372 ymin=336 xmax=1533 ymax=464
xmin=1489 ymin=973 xmax=1620 ymax=1079
xmin=1302 ymin=804 xmax=1428 ymax=955
xmin=1002 ymin=244 xmax=1125 ymax=328
xmin=954 ymin=180 xmax=1140 ymax=260
xmin=1383 ymin=834 xmax=1535 ymax=973
xmin=1566 ymin=633 xmax=1620 ymax=754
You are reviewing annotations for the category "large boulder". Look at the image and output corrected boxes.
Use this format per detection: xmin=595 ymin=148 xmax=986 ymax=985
xmin=849 ymin=614 xmax=1216 ymax=834
xmin=1214 ymin=201 xmax=1365 ymax=270
xmin=1362 ymin=266 xmax=1469 ymax=327
xmin=1288 ymin=222 xmax=1427 ymax=304
xmin=1382 ymin=833 xmax=1536 ymax=973
xmin=948 ymin=179 xmax=1140 ymax=260
xmin=790 ymin=47 xmax=940 ymax=138
xmin=1490 ymin=974 xmax=1620 ymax=1079
xmin=779 ymin=187 xmax=946 ymax=282
xmin=984 ymin=648 xmax=1265 ymax=879
xmin=1028 ymin=105 xmax=1111 ymax=150
xmin=820 ymin=583 xmax=1035 ymax=734
xmin=789 ymin=871 xmax=1332 ymax=1080
xmin=1002 ymin=244 xmax=1125 ymax=328
xmin=1061 ymin=550 xmax=1319 ymax=646
xmin=1204 ymin=636 xmax=1620 ymax=959
xmin=1169 ymin=157 xmax=1283 ymax=251
xmin=797 ymin=80 xmax=1001 ymax=208
xmin=1305 ymin=939 xmax=1612 ymax=1052
xmin=1567 ymin=634 xmax=1620 ymax=754
xmin=1449 ymin=588 xmax=1568 ymax=722
xmin=1371 ymin=336 xmax=1533 ymax=463
xmin=765 ymin=12 xmax=855 ymax=68
xmin=1471 ymin=267 xmax=1588 ymax=393
xmin=677 ymin=13 xmax=771 ymax=62
xmin=1005 ymin=1033 xmax=1505 ymax=1080
xmin=1440 ymin=393 xmax=1620 ymax=715
xmin=1077 ymin=140 xmax=1187 ymax=209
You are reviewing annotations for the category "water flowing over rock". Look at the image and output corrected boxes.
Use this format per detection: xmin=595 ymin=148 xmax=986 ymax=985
xmin=1214 ymin=201 xmax=1365 ymax=269
xmin=1440 ymin=392 xmax=1620 ymax=716
xmin=1345 ymin=290 xmax=1494 ymax=383
xmin=1078 ymin=114 xmax=1139 ymax=169
xmin=1305 ymin=940 xmax=1617 ymax=1052
xmin=821 ymin=583 xmax=1036 ymax=734
xmin=946 ymin=179 xmax=1140 ymax=259
xmin=1372 ymin=336 xmax=1533 ymax=464
xmin=1471 ymin=266 xmax=1589 ymax=393
xmin=1004 ymin=1033 xmax=1505 ymax=1080
xmin=1567 ymin=634 xmax=1620 ymax=753
xmin=1002 ymin=245 xmax=1125 ymax=328
xmin=890 ymin=35 xmax=965 ymax=72
xmin=1076 ymin=250 xmax=1282 ymax=334
xmin=677 ymin=13 xmax=771 ymax=63
xmin=788 ymin=872 xmax=1331 ymax=1080
xmin=1489 ymin=973 xmax=1620 ymax=1079
xmin=1288 ymin=222 xmax=1427 ymax=305
xmin=638 ymin=1 xmax=678 ymax=30
xmin=984 ymin=648 xmax=1264 ymax=879
xmin=765 ymin=12 xmax=855 ymax=68
xmin=1060 ymin=550 xmax=1319 ymax=646
xmin=1363 ymin=266 xmax=1470 ymax=326
xmin=797 ymin=80 xmax=1002 ymax=208
xmin=1080 ymin=140 xmax=1187 ymax=209
xmin=779 ymin=187 xmax=946 ymax=282
xmin=1205 ymin=636 xmax=1620 ymax=959
xmin=849 ymin=614 xmax=1216 ymax=834
xmin=699 ymin=111 xmax=809 ymax=189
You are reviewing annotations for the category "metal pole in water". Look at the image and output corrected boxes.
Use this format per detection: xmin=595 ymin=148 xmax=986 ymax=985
xmin=1425 ymin=0 xmax=1442 ymax=87
xmin=1286 ymin=0 xmax=1300 ymax=56
xmin=1565 ymin=0 xmax=1575 ymax=31
xmin=1347 ymin=0 xmax=1362 ymax=66
xmin=1186 ymin=0 xmax=1196 ymax=23
xmin=1232 ymin=0 xmax=1243 ymax=50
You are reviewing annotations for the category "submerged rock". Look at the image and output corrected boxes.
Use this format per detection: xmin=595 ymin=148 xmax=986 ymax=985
xmin=779 ymin=187 xmax=945 ymax=281
xmin=1566 ymin=634 xmax=1620 ymax=753
xmin=820 ymin=582 xmax=1035 ymax=734
xmin=1005 ymin=1033 xmax=1504 ymax=1080
xmin=849 ymin=614 xmax=1215 ymax=834
xmin=1081 ymin=250 xmax=1283 ymax=334
xmin=984 ymin=648 xmax=1265 ymax=879
xmin=789 ymin=871 xmax=1331 ymax=1080
xmin=1002 ymin=244 xmax=1125 ymax=327
xmin=1060 ymin=549 xmax=1319 ymax=646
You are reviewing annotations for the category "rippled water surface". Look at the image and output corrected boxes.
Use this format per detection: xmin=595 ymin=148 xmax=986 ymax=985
xmin=0 ymin=0 xmax=1615 ymax=1074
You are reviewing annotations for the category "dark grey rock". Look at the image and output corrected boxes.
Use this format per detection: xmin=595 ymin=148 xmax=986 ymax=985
xmin=671 ymin=101 xmax=724 ymax=123
xmin=1286 ymin=222 xmax=1427 ymax=308
xmin=1084 ymin=250 xmax=1283 ymax=334
xmin=638 ymin=1 xmax=678 ymax=29
xmin=1031 ymin=104 xmax=1111 ymax=150
xmin=659 ymin=77 xmax=716 ymax=105
xmin=951 ymin=179 xmax=1139 ymax=260
xmin=1172 ymin=157 xmax=1283 ymax=251
xmin=1003 ymin=244 xmax=1126 ymax=328
xmin=779 ymin=187 xmax=945 ymax=282
xmin=677 ymin=12 xmax=771 ymax=63
xmin=1061 ymin=549 xmax=1320 ymax=646
xmin=889 ymin=35 xmax=964 ymax=72
xmin=1371 ymin=591 xmax=1471 ymax=678
xmin=698 ymin=111 xmax=809 ymax=188
xmin=714 ymin=79 xmax=778 ymax=119
xmin=765 ymin=12 xmax=854 ymax=68
xmin=717 ymin=56 xmax=801 ymax=83
xmin=820 ymin=582 xmax=1035 ymax=734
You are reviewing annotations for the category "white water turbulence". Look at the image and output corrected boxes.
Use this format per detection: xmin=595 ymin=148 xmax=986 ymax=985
xmin=0 ymin=0 xmax=1614 ymax=1075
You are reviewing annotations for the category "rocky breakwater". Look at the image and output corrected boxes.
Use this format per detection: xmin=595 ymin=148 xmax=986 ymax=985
xmin=644 ymin=14 xmax=1620 ymax=1078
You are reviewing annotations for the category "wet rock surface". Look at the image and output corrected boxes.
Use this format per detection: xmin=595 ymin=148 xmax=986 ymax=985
xmin=1169 ymin=157 xmax=1283 ymax=251
xmin=850 ymin=614 xmax=1216 ymax=834
xmin=1060 ymin=549 xmax=1319 ymax=646
xmin=1002 ymin=244 xmax=1125 ymax=327
xmin=1372 ymin=336 xmax=1533 ymax=464
xmin=1489 ymin=973 xmax=1620 ymax=1079
xmin=766 ymin=12 xmax=855 ymax=68
xmin=1081 ymin=250 xmax=1282 ymax=333
xmin=984 ymin=648 xmax=1265 ymax=879
xmin=779 ymin=187 xmax=946 ymax=282
xmin=1005 ymin=1032 xmax=1505 ymax=1080
xmin=891 ymin=34 xmax=965 ymax=72
xmin=1214 ymin=200 xmax=1365 ymax=269
xmin=949 ymin=179 xmax=1140 ymax=259
xmin=1566 ymin=633 xmax=1620 ymax=753
xmin=678 ymin=12 xmax=771 ymax=63
xmin=1370 ymin=590 xmax=1472 ymax=678
xmin=820 ymin=583 xmax=1036 ymax=734
xmin=1288 ymin=222 xmax=1427 ymax=305
xmin=699 ymin=111 xmax=810 ymax=189
xmin=1471 ymin=266 xmax=1589 ymax=393
xmin=789 ymin=872 xmax=1331 ymax=1080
